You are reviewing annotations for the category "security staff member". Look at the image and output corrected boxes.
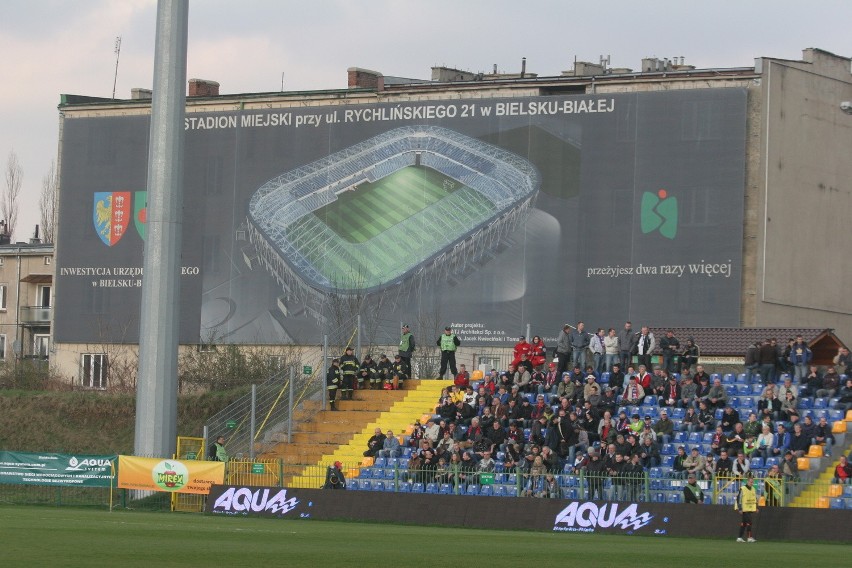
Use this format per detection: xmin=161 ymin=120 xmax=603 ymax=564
xmin=734 ymin=473 xmax=759 ymax=542
xmin=359 ymin=354 xmax=378 ymax=389
xmin=340 ymin=346 xmax=359 ymax=400
xmin=399 ymin=324 xmax=415 ymax=378
xmin=326 ymin=358 xmax=341 ymax=411
xmin=437 ymin=325 xmax=461 ymax=379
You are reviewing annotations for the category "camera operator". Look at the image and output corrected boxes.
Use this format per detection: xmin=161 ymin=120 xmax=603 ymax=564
xmin=323 ymin=461 xmax=346 ymax=490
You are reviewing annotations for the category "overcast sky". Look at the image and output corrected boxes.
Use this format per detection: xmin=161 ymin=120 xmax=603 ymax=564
xmin=1 ymin=0 xmax=850 ymax=242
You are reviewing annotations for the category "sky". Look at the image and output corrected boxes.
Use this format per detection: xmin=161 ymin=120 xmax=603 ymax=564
xmin=1 ymin=0 xmax=850 ymax=243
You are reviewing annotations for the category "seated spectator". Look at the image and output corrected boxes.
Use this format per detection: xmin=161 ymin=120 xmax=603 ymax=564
xmin=598 ymin=386 xmax=618 ymax=414
xmin=614 ymin=411 xmax=631 ymax=437
xmin=706 ymin=377 xmax=728 ymax=409
xmin=638 ymin=437 xmax=660 ymax=469
xmin=743 ymin=412 xmax=762 ymax=439
xmin=598 ymin=410 xmax=616 ymax=445
xmin=523 ymin=455 xmax=547 ymax=497
xmin=697 ymin=400 xmax=716 ymax=433
xmin=743 ymin=435 xmax=758 ymax=458
xmin=377 ymin=430 xmax=401 ymax=458
xmin=757 ymin=387 xmax=782 ymax=421
xmin=454 ymin=364 xmax=470 ymax=389
xmin=710 ymin=425 xmax=727 ymax=456
xmin=755 ymin=424 xmax=775 ymax=460
xmin=726 ymin=422 xmax=746 ymax=455
xmin=681 ymin=406 xmax=700 ymax=433
xmin=732 ymin=451 xmax=750 ymax=478
xmin=652 ymin=409 xmax=675 ymax=445
xmin=503 ymin=441 xmax=523 ymax=470
xmin=720 ymin=406 xmax=741 ymax=433
xmin=672 ymin=445 xmax=689 ymax=479
xmin=462 ymin=386 xmax=477 ymax=407
xmin=771 ymin=423 xmax=791 ymax=458
xmin=789 ymin=423 xmax=811 ymax=458
xmin=835 ymin=377 xmax=852 ymax=412
xmin=363 ymin=427 xmax=387 ymax=458
xmin=702 ymin=452 xmax=716 ymax=480
xmin=679 ymin=375 xmax=698 ymax=408
xmin=683 ymin=473 xmax=705 ymax=504
xmin=813 ymin=416 xmax=835 ymax=456
xmin=435 ymin=429 xmax=457 ymax=460
xmin=542 ymin=362 xmax=559 ymax=395
xmin=537 ymin=472 xmax=562 ymax=498
xmin=833 ymin=456 xmax=852 ymax=484
xmin=424 ymin=419 xmax=440 ymax=445
xmin=800 ymin=365 xmax=822 ymax=398
xmin=817 ymin=366 xmax=841 ymax=398
xmin=715 ymin=450 xmax=734 ymax=477
xmin=476 ymin=450 xmax=495 ymax=473
xmin=623 ymin=453 xmax=645 ymax=501
xmin=684 ymin=446 xmax=706 ymax=477
xmin=479 ymin=405 xmax=496 ymax=430
xmin=623 ymin=376 xmax=645 ymax=405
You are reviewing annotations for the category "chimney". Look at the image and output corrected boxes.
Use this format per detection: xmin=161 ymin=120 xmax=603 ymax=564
xmin=30 ymin=225 xmax=41 ymax=245
xmin=520 ymin=57 xmax=526 ymax=78
xmin=131 ymin=88 xmax=152 ymax=100
xmin=188 ymin=78 xmax=220 ymax=97
xmin=347 ymin=67 xmax=384 ymax=90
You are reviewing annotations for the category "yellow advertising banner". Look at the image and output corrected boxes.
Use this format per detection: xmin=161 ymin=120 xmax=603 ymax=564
xmin=117 ymin=456 xmax=224 ymax=494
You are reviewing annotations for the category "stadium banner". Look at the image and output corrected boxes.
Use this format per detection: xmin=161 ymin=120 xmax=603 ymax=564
xmin=0 ymin=451 xmax=115 ymax=487
xmin=206 ymin=486 xmax=852 ymax=542
xmin=117 ymin=456 xmax=224 ymax=494
xmin=56 ymin=89 xmax=747 ymax=345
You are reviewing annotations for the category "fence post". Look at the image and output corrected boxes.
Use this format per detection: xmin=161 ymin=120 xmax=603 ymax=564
xmin=249 ymin=384 xmax=257 ymax=460
xmin=287 ymin=366 xmax=295 ymax=444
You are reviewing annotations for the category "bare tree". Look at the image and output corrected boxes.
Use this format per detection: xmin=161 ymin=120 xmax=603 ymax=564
xmin=40 ymin=160 xmax=57 ymax=243
xmin=3 ymin=150 xmax=22 ymax=239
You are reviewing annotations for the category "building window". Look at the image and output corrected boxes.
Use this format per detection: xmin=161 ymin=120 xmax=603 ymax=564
xmin=34 ymin=335 xmax=50 ymax=359
xmin=0 ymin=284 xmax=6 ymax=311
xmin=81 ymin=354 xmax=108 ymax=389
xmin=0 ymin=334 xmax=6 ymax=360
xmin=37 ymin=285 xmax=52 ymax=308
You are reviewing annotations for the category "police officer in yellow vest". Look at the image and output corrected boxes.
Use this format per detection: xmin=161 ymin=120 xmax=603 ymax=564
xmin=437 ymin=325 xmax=461 ymax=380
xmin=734 ymin=472 xmax=759 ymax=542
xmin=399 ymin=324 xmax=415 ymax=378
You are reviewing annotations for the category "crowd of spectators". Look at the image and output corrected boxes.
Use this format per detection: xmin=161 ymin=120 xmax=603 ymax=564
xmin=354 ymin=323 xmax=850 ymax=499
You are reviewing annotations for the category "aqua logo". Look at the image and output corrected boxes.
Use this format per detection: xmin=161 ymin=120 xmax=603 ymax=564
xmin=640 ymin=189 xmax=678 ymax=239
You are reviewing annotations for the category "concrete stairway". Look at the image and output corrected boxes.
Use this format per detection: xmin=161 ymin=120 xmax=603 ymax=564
xmin=789 ymin=414 xmax=851 ymax=508
xmin=260 ymin=379 xmax=447 ymax=484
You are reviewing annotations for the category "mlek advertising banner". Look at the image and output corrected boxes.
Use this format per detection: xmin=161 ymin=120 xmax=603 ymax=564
xmin=117 ymin=456 xmax=224 ymax=494
xmin=0 ymin=451 xmax=115 ymax=487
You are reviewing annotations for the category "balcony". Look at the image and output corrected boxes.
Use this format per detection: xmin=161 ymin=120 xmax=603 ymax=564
xmin=20 ymin=306 xmax=52 ymax=325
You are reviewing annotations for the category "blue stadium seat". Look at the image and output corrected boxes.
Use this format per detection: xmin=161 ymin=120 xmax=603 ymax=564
xmin=398 ymin=482 xmax=411 ymax=493
xmin=386 ymin=458 xmax=398 ymax=468
xmin=373 ymin=481 xmax=385 ymax=492
xmin=523 ymin=428 xmax=531 ymax=441
xmin=360 ymin=480 xmax=372 ymax=491
xmin=347 ymin=480 xmax=360 ymax=491
xmin=565 ymin=488 xmax=579 ymax=499
xmin=653 ymin=492 xmax=666 ymax=503
xmin=494 ymin=463 xmax=505 ymax=473
xmin=401 ymin=447 xmax=413 ymax=458
xmin=373 ymin=457 xmax=386 ymax=467
xmin=722 ymin=374 xmax=735 ymax=385
xmin=410 ymin=482 xmax=424 ymax=493
xmin=479 ymin=485 xmax=493 ymax=496
xmin=672 ymin=432 xmax=687 ymax=443
xmin=650 ymin=467 xmax=664 ymax=478
xmin=710 ymin=373 xmax=721 ymax=382
xmin=662 ymin=455 xmax=675 ymax=467
xmin=813 ymin=409 xmax=828 ymax=420
xmin=765 ymin=457 xmax=780 ymax=468
xmin=843 ymin=485 xmax=852 ymax=498
xmin=751 ymin=384 xmax=764 ymax=395
xmin=384 ymin=468 xmax=396 ymax=479
xmin=359 ymin=468 xmax=372 ymax=478
xmin=438 ymin=483 xmax=452 ymax=495
xmin=736 ymin=384 xmax=750 ymax=395
xmin=703 ymin=432 xmax=715 ymax=442
xmin=671 ymin=408 xmax=686 ymax=420
xmin=725 ymin=385 xmax=737 ymax=397
xmin=714 ymin=409 xmax=724 ymax=420
xmin=662 ymin=444 xmax=676 ymax=455
xmin=687 ymin=432 xmax=702 ymax=443
xmin=644 ymin=395 xmax=659 ymax=406
xmin=492 ymin=485 xmax=507 ymax=497
xmin=668 ymin=493 xmax=682 ymax=503
xmin=425 ymin=483 xmax=438 ymax=494
xmin=814 ymin=398 xmax=828 ymax=409
xmin=750 ymin=457 xmax=764 ymax=469
xmin=739 ymin=397 xmax=754 ymax=409
xmin=798 ymin=397 xmax=813 ymax=409
xmin=703 ymin=495 xmax=713 ymax=505
xmin=600 ymin=372 xmax=611 ymax=384
xmin=650 ymin=479 xmax=663 ymax=490
xmin=506 ymin=474 xmax=517 ymax=485
xmin=736 ymin=373 xmax=749 ymax=384
xmin=466 ymin=484 xmax=480 ymax=496
xmin=829 ymin=410 xmax=844 ymax=421
xmin=830 ymin=498 xmax=845 ymax=509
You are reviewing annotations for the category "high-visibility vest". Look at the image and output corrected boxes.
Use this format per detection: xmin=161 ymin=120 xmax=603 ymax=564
xmin=440 ymin=334 xmax=458 ymax=352
xmin=400 ymin=332 xmax=412 ymax=352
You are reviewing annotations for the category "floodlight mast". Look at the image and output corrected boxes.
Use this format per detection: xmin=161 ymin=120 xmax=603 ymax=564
xmin=134 ymin=0 xmax=188 ymax=459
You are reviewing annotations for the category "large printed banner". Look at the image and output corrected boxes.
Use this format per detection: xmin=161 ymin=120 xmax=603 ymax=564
xmin=117 ymin=456 xmax=224 ymax=494
xmin=56 ymin=89 xmax=747 ymax=345
xmin=0 ymin=451 xmax=115 ymax=487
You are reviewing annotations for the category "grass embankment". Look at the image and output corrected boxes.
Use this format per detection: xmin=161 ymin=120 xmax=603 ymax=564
xmin=0 ymin=388 xmax=249 ymax=454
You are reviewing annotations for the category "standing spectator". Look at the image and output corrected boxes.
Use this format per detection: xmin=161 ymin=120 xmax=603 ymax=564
xmin=398 ymin=324 xmax=415 ymax=378
xmin=590 ymin=328 xmax=606 ymax=374
xmin=570 ymin=322 xmax=591 ymax=371
xmin=623 ymin=453 xmax=645 ymax=501
xmin=529 ymin=335 xmax=547 ymax=369
xmin=340 ymin=346 xmax=359 ymax=399
xmin=604 ymin=328 xmax=620 ymax=372
xmin=618 ymin=321 xmax=638 ymax=370
xmin=780 ymin=450 xmax=799 ymax=482
xmin=635 ymin=326 xmax=656 ymax=371
xmin=744 ymin=342 xmax=760 ymax=383
xmin=788 ymin=335 xmax=812 ymax=381
xmin=660 ymin=330 xmax=680 ymax=374
xmin=584 ymin=450 xmax=606 ymax=500
xmin=436 ymin=326 xmax=460 ymax=380
xmin=683 ymin=473 xmax=705 ymax=504
xmin=833 ymin=346 xmax=851 ymax=376
xmin=758 ymin=339 xmax=776 ymax=385
xmin=326 ymin=358 xmax=341 ymax=411
xmin=763 ymin=465 xmax=784 ymax=506
xmin=681 ymin=338 xmax=699 ymax=373
xmin=555 ymin=324 xmax=573 ymax=379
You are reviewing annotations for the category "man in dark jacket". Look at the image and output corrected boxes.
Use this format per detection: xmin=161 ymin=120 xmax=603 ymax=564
xmin=364 ymin=427 xmax=387 ymax=458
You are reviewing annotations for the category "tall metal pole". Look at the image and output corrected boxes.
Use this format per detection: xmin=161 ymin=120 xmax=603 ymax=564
xmin=134 ymin=0 xmax=188 ymax=458
xmin=526 ymin=323 xmax=531 ymax=342
xmin=249 ymin=384 xmax=257 ymax=460
xmin=322 ymin=334 xmax=328 ymax=409
xmin=356 ymin=314 xmax=361 ymax=358
xmin=287 ymin=366 xmax=294 ymax=443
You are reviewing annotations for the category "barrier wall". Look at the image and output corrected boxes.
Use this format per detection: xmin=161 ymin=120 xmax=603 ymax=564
xmin=206 ymin=485 xmax=851 ymax=542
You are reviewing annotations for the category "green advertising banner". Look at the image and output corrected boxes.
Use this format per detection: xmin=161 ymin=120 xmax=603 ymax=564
xmin=0 ymin=451 xmax=116 ymax=487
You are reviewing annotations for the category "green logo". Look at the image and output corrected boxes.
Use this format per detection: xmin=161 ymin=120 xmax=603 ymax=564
xmin=152 ymin=460 xmax=189 ymax=492
xmin=640 ymin=189 xmax=678 ymax=239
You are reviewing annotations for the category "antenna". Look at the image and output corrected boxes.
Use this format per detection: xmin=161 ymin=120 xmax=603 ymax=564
xmin=281 ymin=72 xmax=285 ymax=92
xmin=112 ymin=36 xmax=122 ymax=99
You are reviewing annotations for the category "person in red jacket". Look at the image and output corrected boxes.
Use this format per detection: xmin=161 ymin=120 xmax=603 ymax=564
xmin=454 ymin=364 xmax=470 ymax=389
xmin=511 ymin=336 xmax=532 ymax=367
xmin=529 ymin=335 xmax=547 ymax=369
xmin=834 ymin=456 xmax=852 ymax=484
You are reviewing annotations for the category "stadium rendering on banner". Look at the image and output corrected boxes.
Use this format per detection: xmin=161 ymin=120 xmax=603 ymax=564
xmin=247 ymin=126 xmax=540 ymax=295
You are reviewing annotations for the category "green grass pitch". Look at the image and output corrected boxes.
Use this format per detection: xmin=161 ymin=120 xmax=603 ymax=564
xmin=1 ymin=505 xmax=847 ymax=567
xmin=314 ymin=165 xmax=459 ymax=244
